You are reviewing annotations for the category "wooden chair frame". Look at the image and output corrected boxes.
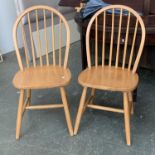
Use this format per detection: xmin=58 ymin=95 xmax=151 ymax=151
xmin=13 ymin=5 xmax=73 ymax=139
xmin=74 ymin=5 xmax=146 ymax=145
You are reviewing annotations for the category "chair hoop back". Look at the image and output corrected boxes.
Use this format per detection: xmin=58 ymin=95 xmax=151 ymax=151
xmin=13 ymin=5 xmax=71 ymax=71
xmin=86 ymin=5 xmax=146 ymax=73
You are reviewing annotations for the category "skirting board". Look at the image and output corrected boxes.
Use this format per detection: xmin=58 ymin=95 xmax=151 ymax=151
xmin=0 ymin=52 xmax=3 ymax=63
xmin=33 ymin=19 xmax=80 ymax=57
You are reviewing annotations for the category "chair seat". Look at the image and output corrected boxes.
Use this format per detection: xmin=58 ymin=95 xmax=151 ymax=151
xmin=13 ymin=65 xmax=71 ymax=89
xmin=78 ymin=66 xmax=139 ymax=92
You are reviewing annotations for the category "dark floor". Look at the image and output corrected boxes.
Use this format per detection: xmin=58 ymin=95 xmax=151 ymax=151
xmin=0 ymin=41 xmax=155 ymax=155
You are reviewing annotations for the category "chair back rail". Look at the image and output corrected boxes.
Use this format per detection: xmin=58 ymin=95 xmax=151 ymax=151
xmin=13 ymin=5 xmax=70 ymax=71
xmin=86 ymin=5 xmax=146 ymax=73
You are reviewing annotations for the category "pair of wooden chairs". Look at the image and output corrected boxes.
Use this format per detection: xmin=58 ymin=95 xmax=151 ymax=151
xmin=13 ymin=5 xmax=145 ymax=145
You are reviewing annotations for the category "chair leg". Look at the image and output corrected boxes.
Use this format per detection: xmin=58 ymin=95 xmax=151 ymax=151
xmin=123 ymin=92 xmax=131 ymax=146
xmin=74 ymin=87 xmax=87 ymax=135
xmin=27 ymin=89 xmax=31 ymax=106
xmin=91 ymin=88 xmax=95 ymax=96
xmin=90 ymin=88 xmax=95 ymax=105
xmin=128 ymin=92 xmax=134 ymax=115
xmin=16 ymin=89 xmax=24 ymax=140
xmin=133 ymin=88 xmax=137 ymax=103
xmin=60 ymin=87 xmax=73 ymax=136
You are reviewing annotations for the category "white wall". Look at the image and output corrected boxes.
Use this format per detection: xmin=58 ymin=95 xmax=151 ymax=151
xmin=0 ymin=0 xmax=17 ymax=54
xmin=0 ymin=1 xmax=80 ymax=54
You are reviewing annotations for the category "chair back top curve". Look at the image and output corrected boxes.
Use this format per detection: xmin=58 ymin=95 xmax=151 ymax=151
xmin=86 ymin=5 xmax=146 ymax=73
xmin=13 ymin=5 xmax=70 ymax=71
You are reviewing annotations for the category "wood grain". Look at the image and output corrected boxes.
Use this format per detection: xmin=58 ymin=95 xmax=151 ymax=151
xmin=78 ymin=66 xmax=139 ymax=92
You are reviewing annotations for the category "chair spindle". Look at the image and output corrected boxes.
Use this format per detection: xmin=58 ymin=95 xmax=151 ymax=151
xmin=27 ymin=13 xmax=36 ymax=67
xmin=128 ymin=19 xmax=138 ymax=70
xmin=102 ymin=12 xmax=106 ymax=67
xmin=122 ymin=12 xmax=131 ymax=69
xmin=21 ymin=22 xmax=29 ymax=67
xmin=59 ymin=18 xmax=62 ymax=66
xmin=109 ymin=8 xmax=115 ymax=67
xmin=95 ymin=17 xmax=98 ymax=67
xmin=51 ymin=12 xmax=56 ymax=66
xmin=43 ymin=9 xmax=49 ymax=66
xmin=35 ymin=9 xmax=43 ymax=66
xmin=115 ymin=8 xmax=123 ymax=68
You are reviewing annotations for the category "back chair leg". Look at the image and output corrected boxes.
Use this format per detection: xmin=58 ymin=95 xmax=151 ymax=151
xmin=90 ymin=88 xmax=95 ymax=104
xmin=60 ymin=87 xmax=73 ymax=136
xmin=74 ymin=87 xmax=87 ymax=135
xmin=128 ymin=92 xmax=134 ymax=115
xmin=27 ymin=89 xmax=31 ymax=106
xmin=123 ymin=92 xmax=131 ymax=146
xmin=133 ymin=89 xmax=137 ymax=103
xmin=16 ymin=89 xmax=24 ymax=140
xmin=91 ymin=88 xmax=95 ymax=96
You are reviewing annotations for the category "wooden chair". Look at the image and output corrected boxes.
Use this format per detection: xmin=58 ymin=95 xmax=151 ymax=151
xmin=12 ymin=5 xmax=73 ymax=139
xmin=74 ymin=5 xmax=145 ymax=145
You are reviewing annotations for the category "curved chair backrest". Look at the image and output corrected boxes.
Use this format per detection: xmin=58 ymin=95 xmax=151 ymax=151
xmin=13 ymin=5 xmax=70 ymax=71
xmin=86 ymin=5 xmax=146 ymax=73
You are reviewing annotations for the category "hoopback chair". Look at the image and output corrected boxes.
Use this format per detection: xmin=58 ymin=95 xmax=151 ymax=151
xmin=74 ymin=5 xmax=145 ymax=145
xmin=13 ymin=5 xmax=73 ymax=139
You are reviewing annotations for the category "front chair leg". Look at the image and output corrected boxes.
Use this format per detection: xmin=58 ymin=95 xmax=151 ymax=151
xmin=16 ymin=89 xmax=24 ymax=140
xmin=123 ymin=92 xmax=131 ymax=146
xmin=60 ymin=87 xmax=73 ymax=136
xmin=74 ymin=87 xmax=87 ymax=135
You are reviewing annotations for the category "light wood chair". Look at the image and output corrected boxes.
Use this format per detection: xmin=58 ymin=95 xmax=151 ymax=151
xmin=12 ymin=5 xmax=73 ymax=139
xmin=74 ymin=5 xmax=146 ymax=145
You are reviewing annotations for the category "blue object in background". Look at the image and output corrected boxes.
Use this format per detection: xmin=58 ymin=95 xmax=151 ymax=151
xmin=82 ymin=0 xmax=129 ymax=18
xmin=83 ymin=0 xmax=109 ymax=18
